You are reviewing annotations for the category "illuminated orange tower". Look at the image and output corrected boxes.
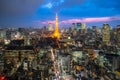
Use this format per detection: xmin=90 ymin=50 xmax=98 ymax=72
xmin=53 ymin=13 xmax=60 ymax=39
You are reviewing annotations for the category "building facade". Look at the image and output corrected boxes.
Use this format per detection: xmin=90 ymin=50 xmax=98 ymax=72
xmin=117 ymin=25 xmax=120 ymax=47
xmin=102 ymin=24 xmax=111 ymax=45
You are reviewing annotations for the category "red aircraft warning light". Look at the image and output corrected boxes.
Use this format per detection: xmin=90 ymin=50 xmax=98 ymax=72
xmin=0 ymin=75 xmax=6 ymax=80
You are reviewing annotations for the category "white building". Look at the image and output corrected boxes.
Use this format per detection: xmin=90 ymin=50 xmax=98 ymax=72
xmin=48 ymin=23 xmax=54 ymax=31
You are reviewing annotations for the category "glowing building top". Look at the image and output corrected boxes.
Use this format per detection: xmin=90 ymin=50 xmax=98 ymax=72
xmin=52 ymin=13 xmax=60 ymax=39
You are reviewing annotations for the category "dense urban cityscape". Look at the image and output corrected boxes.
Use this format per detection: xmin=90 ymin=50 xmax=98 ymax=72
xmin=0 ymin=13 xmax=120 ymax=80
xmin=0 ymin=0 xmax=120 ymax=80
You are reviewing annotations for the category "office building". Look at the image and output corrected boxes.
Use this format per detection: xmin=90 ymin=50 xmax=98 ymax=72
xmin=102 ymin=24 xmax=111 ymax=45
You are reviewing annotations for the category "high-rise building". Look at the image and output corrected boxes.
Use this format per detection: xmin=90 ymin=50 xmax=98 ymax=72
xmin=71 ymin=23 xmax=76 ymax=31
xmin=18 ymin=28 xmax=25 ymax=36
xmin=117 ymin=25 xmax=120 ymax=47
xmin=24 ymin=35 xmax=30 ymax=45
xmin=92 ymin=26 xmax=97 ymax=32
xmin=96 ymin=27 xmax=101 ymax=34
xmin=76 ymin=23 xmax=82 ymax=30
xmin=48 ymin=23 xmax=54 ymax=31
xmin=102 ymin=24 xmax=111 ymax=45
xmin=0 ymin=29 xmax=6 ymax=39
xmin=82 ymin=23 xmax=86 ymax=29
xmin=92 ymin=26 xmax=101 ymax=35
xmin=76 ymin=23 xmax=87 ymax=34
xmin=6 ymin=30 xmax=11 ymax=40
xmin=81 ymin=23 xmax=87 ymax=33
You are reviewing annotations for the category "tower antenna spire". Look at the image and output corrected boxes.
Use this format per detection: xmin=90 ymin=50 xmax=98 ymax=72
xmin=56 ymin=12 xmax=58 ymax=17
xmin=52 ymin=13 xmax=60 ymax=39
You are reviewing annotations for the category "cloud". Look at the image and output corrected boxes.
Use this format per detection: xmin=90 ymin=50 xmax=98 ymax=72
xmin=0 ymin=0 xmax=45 ymax=16
xmin=0 ymin=0 xmax=120 ymax=27
xmin=42 ymin=2 xmax=53 ymax=9
xmin=38 ymin=16 xmax=120 ymax=25
xmin=41 ymin=0 xmax=84 ymax=12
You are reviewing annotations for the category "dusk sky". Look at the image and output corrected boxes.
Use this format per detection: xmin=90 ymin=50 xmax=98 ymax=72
xmin=0 ymin=0 xmax=120 ymax=28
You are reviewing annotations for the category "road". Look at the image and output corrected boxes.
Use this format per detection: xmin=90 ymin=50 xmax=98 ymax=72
xmin=50 ymin=48 xmax=75 ymax=80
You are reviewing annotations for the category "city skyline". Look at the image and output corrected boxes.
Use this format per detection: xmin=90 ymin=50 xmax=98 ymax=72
xmin=0 ymin=0 xmax=120 ymax=27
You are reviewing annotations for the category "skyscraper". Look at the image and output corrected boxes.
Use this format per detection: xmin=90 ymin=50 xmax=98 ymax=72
xmin=81 ymin=23 xmax=87 ymax=33
xmin=82 ymin=23 xmax=86 ymax=29
xmin=102 ymin=24 xmax=111 ymax=45
xmin=24 ymin=31 xmax=30 ymax=45
xmin=117 ymin=25 xmax=120 ymax=47
xmin=71 ymin=23 xmax=76 ymax=31
xmin=48 ymin=23 xmax=54 ymax=31
xmin=76 ymin=23 xmax=82 ymax=30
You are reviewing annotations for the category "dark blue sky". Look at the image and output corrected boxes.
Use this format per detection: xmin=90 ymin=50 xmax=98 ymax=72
xmin=0 ymin=0 xmax=120 ymax=28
